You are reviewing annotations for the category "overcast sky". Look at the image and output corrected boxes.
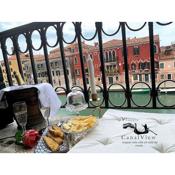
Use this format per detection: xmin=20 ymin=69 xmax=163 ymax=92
xmin=0 ymin=22 xmax=175 ymax=60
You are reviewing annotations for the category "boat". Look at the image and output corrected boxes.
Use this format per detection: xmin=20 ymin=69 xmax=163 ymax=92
xmin=159 ymin=88 xmax=175 ymax=94
xmin=131 ymin=88 xmax=150 ymax=94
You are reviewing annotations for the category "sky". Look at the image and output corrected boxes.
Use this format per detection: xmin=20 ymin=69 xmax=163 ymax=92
xmin=0 ymin=22 xmax=175 ymax=60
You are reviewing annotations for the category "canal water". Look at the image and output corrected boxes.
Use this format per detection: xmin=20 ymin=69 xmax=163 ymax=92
xmin=58 ymin=91 xmax=175 ymax=108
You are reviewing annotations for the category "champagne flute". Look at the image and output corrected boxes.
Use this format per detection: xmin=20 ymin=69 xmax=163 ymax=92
xmin=40 ymin=106 xmax=50 ymax=127
xmin=13 ymin=101 xmax=27 ymax=134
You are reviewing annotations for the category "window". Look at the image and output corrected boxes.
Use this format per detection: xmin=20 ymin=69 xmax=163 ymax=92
xmin=55 ymin=62 xmax=58 ymax=67
xmin=116 ymin=75 xmax=119 ymax=81
xmin=109 ymin=51 xmax=112 ymax=62
xmin=108 ymin=77 xmax=113 ymax=84
xmin=160 ymin=74 xmax=164 ymax=80
xmin=131 ymin=63 xmax=136 ymax=70
xmin=98 ymin=77 xmax=101 ymax=81
xmin=37 ymin=64 xmax=40 ymax=69
xmin=74 ymin=57 xmax=78 ymax=64
xmin=133 ymin=74 xmax=138 ymax=81
xmin=56 ymin=70 xmax=60 ymax=76
xmin=155 ymin=62 xmax=159 ymax=69
xmin=86 ymin=78 xmax=89 ymax=84
xmin=133 ymin=46 xmax=140 ymax=55
xmin=90 ymin=54 xmax=93 ymax=59
xmin=139 ymin=62 xmax=146 ymax=70
xmin=145 ymin=74 xmax=149 ymax=82
xmin=168 ymin=74 xmax=172 ymax=80
xmin=112 ymin=51 xmax=116 ymax=61
xmin=139 ymin=74 xmax=142 ymax=81
xmin=67 ymin=69 xmax=69 ymax=75
xmin=85 ymin=68 xmax=88 ymax=74
xmin=145 ymin=62 xmax=150 ymax=69
xmin=52 ymin=71 xmax=55 ymax=76
xmin=160 ymin=63 xmax=164 ymax=69
xmin=105 ymin=52 xmax=109 ymax=62
xmin=75 ymin=69 xmax=80 ymax=76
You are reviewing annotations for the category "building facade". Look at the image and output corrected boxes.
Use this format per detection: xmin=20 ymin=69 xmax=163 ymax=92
xmin=158 ymin=45 xmax=175 ymax=84
xmin=1 ymin=35 xmax=168 ymax=89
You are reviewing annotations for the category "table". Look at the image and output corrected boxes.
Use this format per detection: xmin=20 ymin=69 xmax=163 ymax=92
xmin=1 ymin=108 xmax=175 ymax=153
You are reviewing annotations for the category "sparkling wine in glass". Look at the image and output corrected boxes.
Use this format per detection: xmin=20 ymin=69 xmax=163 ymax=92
xmin=40 ymin=107 xmax=50 ymax=127
xmin=13 ymin=101 xmax=27 ymax=134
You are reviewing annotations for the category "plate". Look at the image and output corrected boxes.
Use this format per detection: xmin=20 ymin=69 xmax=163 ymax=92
xmin=34 ymin=127 xmax=69 ymax=153
xmin=61 ymin=115 xmax=98 ymax=134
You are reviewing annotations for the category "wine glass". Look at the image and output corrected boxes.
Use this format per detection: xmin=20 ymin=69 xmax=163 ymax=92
xmin=13 ymin=101 xmax=27 ymax=134
xmin=40 ymin=106 xmax=50 ymax=127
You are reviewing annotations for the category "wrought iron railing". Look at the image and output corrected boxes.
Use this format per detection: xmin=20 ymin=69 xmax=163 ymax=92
xmin=0 ymin=22 xmax=174 ymax=109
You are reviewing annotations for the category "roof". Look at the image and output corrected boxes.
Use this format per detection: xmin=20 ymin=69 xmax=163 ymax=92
xmin=103 ymin=35 xmax=160 ymax=49
xmin=160 ymin=44 xmax=175 ymax=60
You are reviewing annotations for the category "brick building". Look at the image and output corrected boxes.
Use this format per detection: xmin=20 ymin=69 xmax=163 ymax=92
xmin=49 ymin=35 xmax=161 ymax=88
xmin=100 ymin=35 xmax=160 ymax=86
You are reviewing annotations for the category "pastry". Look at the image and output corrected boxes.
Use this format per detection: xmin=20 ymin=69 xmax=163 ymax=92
xmin=47 ymin=132 xmax=63 ymax=145
xmin=43 ymin=136 xmax=59 ymax=152
xmin=48 ymin=127 xmax=64 ymax=138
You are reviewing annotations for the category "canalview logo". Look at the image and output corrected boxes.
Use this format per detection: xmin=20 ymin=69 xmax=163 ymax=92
xmin=121 ymin=123 xmax=158 ymax=145
xmin=123 ymin=123 xmax=157 ymax=135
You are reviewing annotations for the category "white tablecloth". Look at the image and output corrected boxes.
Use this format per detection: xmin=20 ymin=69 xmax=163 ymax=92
xmin=69 ymin=109 xmax=175 ymax=153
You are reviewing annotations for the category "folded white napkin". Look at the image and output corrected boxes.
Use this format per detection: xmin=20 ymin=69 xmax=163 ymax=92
xmin=34 ymin=83 xmax=61 ymax=117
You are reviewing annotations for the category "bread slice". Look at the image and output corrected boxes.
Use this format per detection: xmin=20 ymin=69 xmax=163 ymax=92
xmin=43 ymin=136 xmax=59 ymax=152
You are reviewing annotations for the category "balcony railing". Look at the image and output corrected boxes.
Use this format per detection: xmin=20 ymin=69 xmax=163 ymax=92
xmin=0 ymin=22 xmax=175 ymax=109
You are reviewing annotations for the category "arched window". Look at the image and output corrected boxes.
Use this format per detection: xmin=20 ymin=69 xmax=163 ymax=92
xmin=112 ymin=50 xmax=116 ymax=61
xmin=142 ymin=62 xmax=146 ymax=69
xmin=109 ymin=51 xmax=112 ymax=62
xmin=105 ymin=52 xmax=109 ymax=62
xmin=139 ymin=62 xmax=146 ymax=70
xmin=131 ymin=63 xmax=136 ymax=70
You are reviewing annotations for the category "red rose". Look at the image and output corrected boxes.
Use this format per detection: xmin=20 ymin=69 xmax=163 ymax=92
xmin=23 ymin=129 xmax=40 ymax=148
